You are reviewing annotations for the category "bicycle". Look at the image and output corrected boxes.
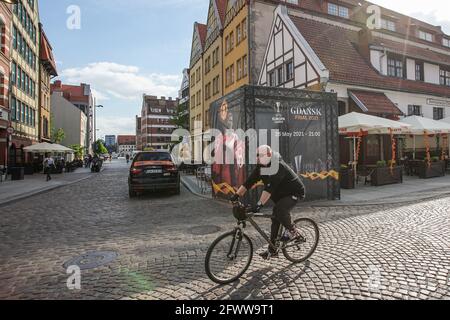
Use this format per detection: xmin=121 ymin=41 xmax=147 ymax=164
xmin=205 ymin=200 xmax=320 ymax=285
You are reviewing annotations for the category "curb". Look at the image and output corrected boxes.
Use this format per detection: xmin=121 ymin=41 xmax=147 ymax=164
xmin=0 ymin=169 xmax=103 ymax=207
xmin=180 ymin=176 xmax=212 ymax=200
xmin=308 ymin=190 xmax=450 ymax=208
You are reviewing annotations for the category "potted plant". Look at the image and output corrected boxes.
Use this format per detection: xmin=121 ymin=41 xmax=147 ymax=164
xmin=371 ymin=160 xmax=403 ymax=186
xmin=340 ymin=164 xmax=355 ymax=189
xmin=418 ymin=158 xmax=445 ymax=179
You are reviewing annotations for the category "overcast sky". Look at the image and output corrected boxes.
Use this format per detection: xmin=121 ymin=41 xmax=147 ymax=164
xmin=39 ymin=0 xmax=450 ymax=139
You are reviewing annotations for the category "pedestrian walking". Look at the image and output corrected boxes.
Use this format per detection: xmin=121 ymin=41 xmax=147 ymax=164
xmin=43 ymin=154 xmax=55 ymax=182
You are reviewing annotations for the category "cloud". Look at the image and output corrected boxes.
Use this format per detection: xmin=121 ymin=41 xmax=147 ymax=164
xmin=60 ymin=62 xmax=182 ymax=102
xmin=369 ymin=0 xmax=450 ymax=33
xmin=97 ymin=116 xmax=136 ymax=138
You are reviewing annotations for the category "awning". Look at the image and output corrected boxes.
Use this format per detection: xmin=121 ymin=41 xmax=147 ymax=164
xmin=23 ymin=142 xmax=74 ymax=153
xmin=349 ymin=90 xmax=403 ymax=116
xmin=400 ymin=116 xmax=450 ymax=134
xmin=339 ymin=112 xmax=411 ymax=135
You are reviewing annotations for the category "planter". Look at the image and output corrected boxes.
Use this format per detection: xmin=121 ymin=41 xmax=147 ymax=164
xmin=24 ymin=166 xmax=34 ymax=175
xmin=418 ymin=161 xmax=445 ymax=179
xmin=371 ymin=166 xmax=403 ymax=186
xmin=9 ymin=167 xmax=25 ymax=181
xmin=340 ymin=169 xmax=355 ymax=189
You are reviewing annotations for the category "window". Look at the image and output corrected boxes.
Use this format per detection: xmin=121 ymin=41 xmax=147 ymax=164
xmin=443 ymin=38 xmax=450 ymax=48
xmin=225 ymin=35 xmax=230 ymax=54
xmin=408 ymin=105 xmax=422 ymax=116
xmin=230 ymin=31 xmax=234 ymax=50
xmin=236 ymin=24 xmax=242 ymax=44
xmin=419 ymin=30 xmax=433 ymax=42
xmin=387 ymin=55 xmax=404 ymax=78
xmin=269 ymin=71 xmax=275 ymax=87
xmin=414 ymin=62 xmax=424 ymax=81
xmin=286 ymin=61 xmax=294 ymax=80
xmin=440 ymin=68 xmax=450 ymax=86
xmin=433 ymin=107 xmax=444 ymax=120
xmin=11 ymin=97 xmax=16 ymax=121
xmin=381 ymin=19 xmax=396 ymax=32
xmin=243 ymin=55 xmax=248 ymax=77
xmin=237 ymin=58 xmax=242 ymax=80
xmin=11 ymin=62 xmax=16 ymax=85
xmin=242 ymin=18 xmax=247 ymax=40
xmin=328 ymin=3 xmax=349 ymax=19
xmin=277 ymin=67 xmax=284 ymax=85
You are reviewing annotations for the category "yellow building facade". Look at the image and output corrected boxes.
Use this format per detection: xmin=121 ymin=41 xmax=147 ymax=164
xmin=202 ymin=0 xmax=226 ymax=131
xmin=189 ymin=22 xmax=206 ymax=137
xmin=223 ymin=0 xmax=249 ymax=95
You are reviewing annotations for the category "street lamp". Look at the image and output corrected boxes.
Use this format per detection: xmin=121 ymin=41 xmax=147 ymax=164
xmin=94 ymin=105 xmax=104 ymax=143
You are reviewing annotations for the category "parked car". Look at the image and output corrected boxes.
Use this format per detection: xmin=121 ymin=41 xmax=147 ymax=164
xmin=128 ymin=151 xmax=180 ymax=198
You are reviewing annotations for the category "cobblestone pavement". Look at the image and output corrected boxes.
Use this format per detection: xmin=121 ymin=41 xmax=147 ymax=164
xmin=0 ymin=160 xmax=449 ymax=300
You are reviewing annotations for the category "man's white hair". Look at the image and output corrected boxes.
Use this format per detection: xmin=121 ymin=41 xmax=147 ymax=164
xmin=257 ymin=145 xmax=272 ymax=155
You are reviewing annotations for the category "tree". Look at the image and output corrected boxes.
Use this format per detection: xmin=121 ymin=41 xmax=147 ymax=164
xmin=52 ymin=128 xmax=66 ymax=144
xmin=70 ymin=144 xmax=84 ymax=159
xmin=93 ymin=139 xmax=108 ymax=155
xmin=170 ymin=102 xmax=189 ymax=130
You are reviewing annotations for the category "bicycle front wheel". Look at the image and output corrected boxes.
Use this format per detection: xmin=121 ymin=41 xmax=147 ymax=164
xmin=282 ymin=218 xmax=319 ymax=263
xmin=205 ymin=230 xmax=253 ymax=285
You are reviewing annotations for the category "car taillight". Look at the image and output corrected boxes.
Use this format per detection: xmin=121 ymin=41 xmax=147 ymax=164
xmin=130 ymin=167 xmax=143 ymax=175
xmin=165 ymin=165 xmax=178 ymax=172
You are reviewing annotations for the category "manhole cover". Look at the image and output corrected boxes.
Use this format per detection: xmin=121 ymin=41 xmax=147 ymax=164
xmin=63 ymin=251 xmax=118 ymax=270
xmin=189 ymin=225 xmax=221 ymax=235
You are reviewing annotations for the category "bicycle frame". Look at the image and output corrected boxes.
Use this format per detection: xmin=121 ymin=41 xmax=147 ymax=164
xmin=234 ymin=213 xmax=284 ymax=253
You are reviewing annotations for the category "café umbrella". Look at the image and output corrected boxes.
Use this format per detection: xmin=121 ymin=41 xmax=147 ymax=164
xmin=339 ymin=112 xmax=411 ymax=185
xmin=399 ymin=116 xmax=450 ymax=159
xmin=23 ymin=142 xmax=74 ymax=153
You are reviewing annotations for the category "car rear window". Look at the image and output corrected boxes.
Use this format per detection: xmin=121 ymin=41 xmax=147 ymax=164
xmin=134 ymin=152 xmax=172 ymax=162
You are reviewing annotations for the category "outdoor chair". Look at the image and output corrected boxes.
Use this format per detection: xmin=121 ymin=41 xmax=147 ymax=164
xmin=356 ymin=167 xmax=375 ymax=185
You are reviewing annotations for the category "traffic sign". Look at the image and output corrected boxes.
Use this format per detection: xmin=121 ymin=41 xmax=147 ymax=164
xmin=6 ymin=127 xmax=14 ymax=135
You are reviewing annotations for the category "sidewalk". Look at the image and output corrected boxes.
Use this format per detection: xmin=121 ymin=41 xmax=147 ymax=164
xmin=182 ymin=173 xmax=450 ymax=206
xmin=180 ymin=174 xmax=212 ymax=199
xmin=311 ymin=174 xmax=450 ymax=207
xmin=0 ymin=167 xmax=95 ymax=207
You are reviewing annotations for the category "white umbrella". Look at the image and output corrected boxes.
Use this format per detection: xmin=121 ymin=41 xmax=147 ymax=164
xmin=23 ymin=142 xmax=74 ymax=153
xmin=339 ymin=113 xmax=411 ymax=185
xmin=339 ymin=112 xmax=410 ymax=134
xmin=400 ymin=116 xmax=450 ymax=159
xmin=400 ymin=116 xmax=450 ymax=134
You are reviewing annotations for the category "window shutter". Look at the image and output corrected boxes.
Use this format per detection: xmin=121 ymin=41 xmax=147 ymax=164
xmin=408 ymin=105 xmax=413 ymax=116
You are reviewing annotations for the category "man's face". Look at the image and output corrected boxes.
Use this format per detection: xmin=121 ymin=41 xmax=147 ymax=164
xmin=257 ymin=149 xmax=272 ymax=166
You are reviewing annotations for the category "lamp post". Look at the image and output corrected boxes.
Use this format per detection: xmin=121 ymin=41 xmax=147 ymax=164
xmin=94 ymin=104 xmax=104 ymax=143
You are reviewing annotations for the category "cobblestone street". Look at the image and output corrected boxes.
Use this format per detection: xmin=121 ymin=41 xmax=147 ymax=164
xmin=0 ymin=161 xmax=449 ymax=300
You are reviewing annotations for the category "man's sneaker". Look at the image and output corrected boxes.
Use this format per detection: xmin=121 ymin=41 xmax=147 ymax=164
xmin=259 ymin=249 xmax=278 ymax=260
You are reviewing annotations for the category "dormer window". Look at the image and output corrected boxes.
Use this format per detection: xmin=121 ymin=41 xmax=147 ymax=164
xmin=443 ymin=38 xmax=450 ymax=48
xmin=419 ymin=30 xmax=433 ymax=42
xmin=381 ymin=18 xmax=396 ymax=32
xmin=328 ymin=3 xmax=349 ymax=19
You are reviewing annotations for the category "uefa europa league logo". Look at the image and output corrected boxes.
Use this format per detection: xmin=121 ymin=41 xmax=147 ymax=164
xmin=272 ymin=102 xmax=285 ymax=124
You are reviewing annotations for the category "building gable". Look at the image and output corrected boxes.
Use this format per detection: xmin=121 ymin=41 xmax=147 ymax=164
xmin=205 ymin=0 xmax=222 ymax=50
xmin=190 ymin=23 xmax=206 ymax=67
xmin=258 ymin=6 xmax=329 ymax=89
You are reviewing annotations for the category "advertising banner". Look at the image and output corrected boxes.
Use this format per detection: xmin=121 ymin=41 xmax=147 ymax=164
xmin=210 ymin=85 xmax=340 ymax=202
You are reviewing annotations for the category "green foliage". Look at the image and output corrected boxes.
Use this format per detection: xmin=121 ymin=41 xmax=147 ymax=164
xmin=52 ymin=128 xmax=66 ymax=144
xmin=170 ymin=102 xmax=189 ymax=130
xmin=70 ymin=145 xmax=84 ymax=159
xmin=93 ymin=139 xmax=108 ymax=155
xmin=376 ymin=160 xmax=387 ymax=167
xmin=431 ymin=156 xmax=440 ymax=162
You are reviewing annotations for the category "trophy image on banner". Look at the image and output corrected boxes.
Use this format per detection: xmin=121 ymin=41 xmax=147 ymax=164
xmin=294 ymin=155 xmax=302 ymax=175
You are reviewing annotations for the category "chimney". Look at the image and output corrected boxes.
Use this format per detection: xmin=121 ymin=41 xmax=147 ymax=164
xmin=358 ymin=27 xmax=373 ymax=62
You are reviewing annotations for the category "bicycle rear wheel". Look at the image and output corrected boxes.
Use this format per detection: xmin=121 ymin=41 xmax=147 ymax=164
xmin=282 ymin=218 xmax=319 ymax=263
xmin=205 ymin=230 xmax=253 ymax=285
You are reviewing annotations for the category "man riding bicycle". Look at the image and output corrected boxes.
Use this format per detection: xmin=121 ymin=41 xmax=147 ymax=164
xmin=231 ymin=145 xmax=306 ymax=260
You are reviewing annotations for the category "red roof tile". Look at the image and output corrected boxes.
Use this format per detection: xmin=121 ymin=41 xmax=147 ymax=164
xmin=289 ymin=15 xmax=450 ymax=98
xmin=197 ymin=23 xmax=207 ymax=48
xmin=40 ymin=28 xmax=58 ymax=76
xmin=372 ymin=37 xmax=450 ymax=67
xmin=215 ymin=0 xmax=227 ymax=27
xmin=349 ymin=90 xmax=402 ymax=115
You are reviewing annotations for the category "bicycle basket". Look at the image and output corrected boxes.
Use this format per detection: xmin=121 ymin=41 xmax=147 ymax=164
xmin=233 ymin=205 xmax=247 ymax=221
